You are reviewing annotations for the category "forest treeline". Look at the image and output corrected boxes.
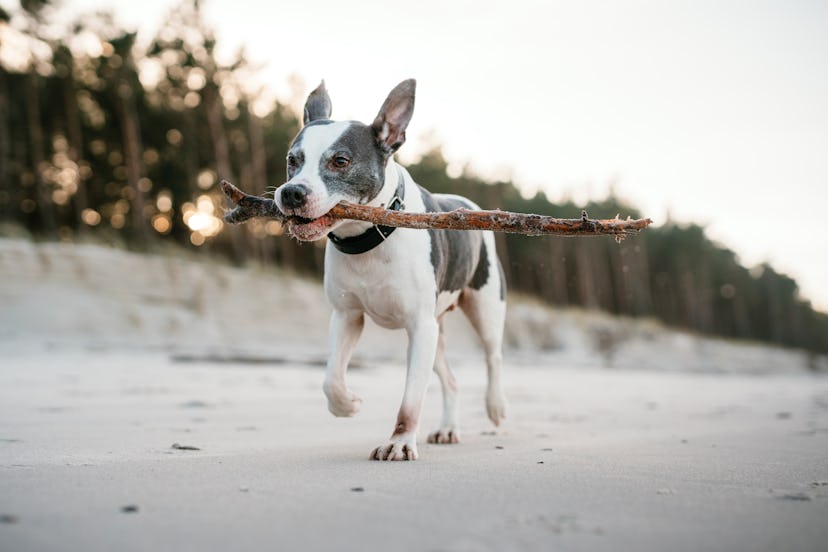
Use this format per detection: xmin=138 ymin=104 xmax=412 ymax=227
xmin=2 ymin=1 xmax=826 ymax=354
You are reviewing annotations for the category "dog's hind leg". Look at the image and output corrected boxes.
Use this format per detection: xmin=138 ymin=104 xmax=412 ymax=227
xmin=460 ymin=264 xmax=507 ymax=426
xmin=427 ymin=320 xmax=460 ymax=444
xmin=322 ymin=309 xmax=365 ymax=417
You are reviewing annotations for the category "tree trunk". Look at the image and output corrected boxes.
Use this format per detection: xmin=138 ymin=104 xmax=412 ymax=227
xmin=203 ymin=84 xmax=232 ymax=181
xmin=26 ymin=72 xmax=56 ymax=237
xmin=62 ymin=72 xmax=88 ymax=228
xmin=547 ymin=238 xmax=569 ymax=306
xmin=203 ymin=83 xmax=246 ymax=262
xmin=115 ymin=80 xmax=148 ymax=244
xmin=247 ymin=111 xmax=267 ymax=195
xmin=628 ymin=242 xmax=654 ymax=316
xmin=574 ymin=242 xmax=598 ymax=309
xmin=0 ymin=68 xmax=10 ymax=220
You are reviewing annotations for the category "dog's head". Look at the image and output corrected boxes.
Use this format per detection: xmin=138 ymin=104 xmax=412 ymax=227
xmin=274 ymin=79 xmax=416 ymax=241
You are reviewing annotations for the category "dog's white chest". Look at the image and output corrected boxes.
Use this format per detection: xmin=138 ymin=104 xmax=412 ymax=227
xmin=324 ymin=229 xmax=436 ymax=329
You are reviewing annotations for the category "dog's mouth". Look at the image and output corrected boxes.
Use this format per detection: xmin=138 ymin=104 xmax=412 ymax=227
xmin=288 ymin=215 xmax=317 ymax=225
xmin=286 ymin=213 xmax=337 ymax=241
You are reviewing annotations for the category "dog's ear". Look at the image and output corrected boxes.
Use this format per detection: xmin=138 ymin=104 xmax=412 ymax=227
xmin=303 ymin=80 xmax=332 ymax=125
xmin=372 ymin=79 xmax=416 ymax=154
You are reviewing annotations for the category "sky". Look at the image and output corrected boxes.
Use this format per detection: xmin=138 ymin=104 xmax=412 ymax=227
xmin=11 ymin=0 xmax=828 ymax=311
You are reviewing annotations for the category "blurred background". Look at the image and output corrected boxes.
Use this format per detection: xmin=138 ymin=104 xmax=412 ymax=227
xmin=1 ymin=0 xmax=826 ymax=356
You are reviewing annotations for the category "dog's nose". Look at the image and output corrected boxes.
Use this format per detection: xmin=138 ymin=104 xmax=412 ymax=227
xmin=280 ymin=183 xmax=310 ymax=209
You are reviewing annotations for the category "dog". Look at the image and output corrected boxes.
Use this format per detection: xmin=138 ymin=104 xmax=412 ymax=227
xmin=273 ymin=79 xmax=506 ymax=460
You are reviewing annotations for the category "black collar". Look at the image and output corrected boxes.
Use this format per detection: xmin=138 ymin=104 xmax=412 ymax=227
xmin=327 ymin=171 xmax=406 ymax=255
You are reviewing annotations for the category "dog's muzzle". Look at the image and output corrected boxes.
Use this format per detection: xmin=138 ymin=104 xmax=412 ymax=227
xmin=280 ymin=183 xmax=310 ymax=210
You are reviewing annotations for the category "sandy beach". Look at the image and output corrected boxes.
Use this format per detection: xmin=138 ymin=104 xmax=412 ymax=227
xmin=1 ymin=239 xmax=827 ymax=551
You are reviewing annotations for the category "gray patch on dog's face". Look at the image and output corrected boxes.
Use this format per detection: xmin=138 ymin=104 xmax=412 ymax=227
xmin=325 ymin=123 xmax=387 ymax=202
xmin=287 ymin=121 xmax=388 ymax=204
xmin=420 ymin=189 xmax=483 ymax=293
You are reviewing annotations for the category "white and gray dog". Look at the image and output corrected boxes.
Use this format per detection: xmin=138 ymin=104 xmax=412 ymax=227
xmin=274 ymin=79 xmax=506 ymax=460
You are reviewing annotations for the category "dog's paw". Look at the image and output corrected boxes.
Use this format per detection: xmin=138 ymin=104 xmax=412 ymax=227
xmin=370 ymin=434 xmax=418 ymax=461
xmin=486 ymin=390 xmax=507 ymax=426
xmin=323 ymin=382 xmax=363 ymax=417
xmin=327 ymin=393 xmax=362 ymax=417
xmin=427 ymin=427 xmax=460 ymax=444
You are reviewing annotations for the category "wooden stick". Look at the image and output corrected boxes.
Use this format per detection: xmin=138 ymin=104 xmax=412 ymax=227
xmin=220 ymin=180 xmax=653 ymax=240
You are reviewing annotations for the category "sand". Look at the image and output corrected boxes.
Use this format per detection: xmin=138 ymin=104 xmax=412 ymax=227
xmin=1 ymin=238 xmax=827 ymax=551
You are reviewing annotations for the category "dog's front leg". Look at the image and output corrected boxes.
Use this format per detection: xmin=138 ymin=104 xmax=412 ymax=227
xmin=371 ymin=314 xmax=439 ymax=461
xmin=323 ymin=309 xmax=365 ymax=417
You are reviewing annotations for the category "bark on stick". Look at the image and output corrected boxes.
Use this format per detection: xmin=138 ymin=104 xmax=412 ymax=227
xmin=220 ymin=180 xmax=653 ymax=240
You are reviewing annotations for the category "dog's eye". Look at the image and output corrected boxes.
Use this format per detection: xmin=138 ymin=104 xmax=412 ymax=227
xmin=331 ymin=155 xmax=351 ymax=169
xmin=287 ymin=154 xmax=297 ymax=167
